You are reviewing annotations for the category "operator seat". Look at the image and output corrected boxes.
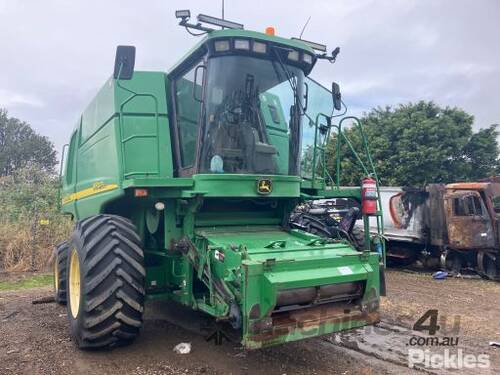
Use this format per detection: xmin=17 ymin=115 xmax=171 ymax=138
xmin=211 ymin=121 xmax=277 ymax=174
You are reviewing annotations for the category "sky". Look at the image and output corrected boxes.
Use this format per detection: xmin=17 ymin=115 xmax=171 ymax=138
xmin=1 ymin=0 xmax=499 ymax=161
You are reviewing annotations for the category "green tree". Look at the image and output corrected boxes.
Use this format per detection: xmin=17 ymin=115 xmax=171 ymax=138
xmin=463 ymin=124 xmax=499 ymax=180
xmin=0 ymin=109 xmax=57 ymax=176
xmin=326 ymin=101 xmax=499 ymax=186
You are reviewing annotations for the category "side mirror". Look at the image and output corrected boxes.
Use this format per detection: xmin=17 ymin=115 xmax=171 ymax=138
xmin=113 ymin=45 xmax=136 ymax=80
xmin=332 ymin=82 xmax=342 ymax=111
xmin=303 ymin=81 xmax=309 ymax=113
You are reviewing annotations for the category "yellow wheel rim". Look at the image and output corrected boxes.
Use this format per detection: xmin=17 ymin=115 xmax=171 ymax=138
xmin=69 ymin=248 xmax=81 ymax=318
xmin=54 ymin=257 xmax=59 ymax=293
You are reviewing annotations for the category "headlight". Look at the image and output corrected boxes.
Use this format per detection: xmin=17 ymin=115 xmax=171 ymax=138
xmin=288 ymin=50 xmax=299 ymax=61
xmin=214 ymin=40 xmax=230 ymax=52
xmin=253 ymin=41 xmax=267 ymax=53
xmin=303 ymin=54 xmax=313 ymax=64
xmin=234 ymin=39 xmax=250 ymax=50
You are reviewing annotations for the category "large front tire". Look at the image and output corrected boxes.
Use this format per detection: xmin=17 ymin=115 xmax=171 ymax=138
xmin=67 ymin=214 xmax=145 ymax=349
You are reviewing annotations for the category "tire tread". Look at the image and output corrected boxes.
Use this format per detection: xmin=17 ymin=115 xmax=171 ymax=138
xmin=54 ymin=241 xmax=69 ymax=305
xmin=68 ymin=214 xmax=145 ymax=349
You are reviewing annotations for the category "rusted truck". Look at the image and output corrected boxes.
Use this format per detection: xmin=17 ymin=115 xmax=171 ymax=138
xmin=363 ymin=179 xmax=500 ymax=279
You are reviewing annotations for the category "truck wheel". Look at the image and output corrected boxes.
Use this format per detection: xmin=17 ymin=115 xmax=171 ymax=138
xmin=484 ymin=256 xmax=498 ymax=280
xmin=445 ymin=252 xmax=462 ymax=273
xmin=67 ymin=214 xmax=145 ymax=349
xmin=350 ymin=226 xmax=365 ymax=251
xmin=54 ymin=241 xmax=69 ymax=305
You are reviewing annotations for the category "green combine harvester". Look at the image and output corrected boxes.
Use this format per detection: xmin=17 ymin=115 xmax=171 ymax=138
xmin=54 ymin=10 xmax=385 ymax=350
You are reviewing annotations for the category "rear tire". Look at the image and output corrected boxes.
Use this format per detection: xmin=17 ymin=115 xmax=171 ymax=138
xmin=67 ymin=214 xmax=145 ymax=349
xmin=54 ymin=241 xmax=69 ymax=305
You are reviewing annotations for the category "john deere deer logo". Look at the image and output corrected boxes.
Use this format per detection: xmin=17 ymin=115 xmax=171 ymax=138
xmin=257 ymin=179 xmax=272 ymax=194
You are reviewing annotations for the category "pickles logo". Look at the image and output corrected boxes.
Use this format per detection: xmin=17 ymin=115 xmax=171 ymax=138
xmin=257 ymin=179 xmax=272 ymax=194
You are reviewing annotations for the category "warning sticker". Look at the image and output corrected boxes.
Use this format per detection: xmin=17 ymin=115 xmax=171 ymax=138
xmin=338 ymin=266 xmax=353 ymax=275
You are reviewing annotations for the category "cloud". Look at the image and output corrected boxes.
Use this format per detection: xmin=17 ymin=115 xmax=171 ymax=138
xmin=0 ymin=0 xmax=499 ymax=158
xmin=341 ymin=78 xmax=389 ymax=97
xmin=0 ymin=90 xmax=44 ymax=108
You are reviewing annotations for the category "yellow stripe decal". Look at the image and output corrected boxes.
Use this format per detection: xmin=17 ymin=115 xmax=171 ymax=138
xmin=62 ymin=182 xmax=119 ymax=205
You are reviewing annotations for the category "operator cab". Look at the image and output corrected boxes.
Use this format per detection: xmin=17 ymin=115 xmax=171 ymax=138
xmin=165 ymin=11 xmax=341 ymax=178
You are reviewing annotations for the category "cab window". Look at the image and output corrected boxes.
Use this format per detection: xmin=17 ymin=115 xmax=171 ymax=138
xmin=302 ymin=78 xmax=334 ymax=178
xmin=453 ymin=195 xmax=483 ymax=216
xmin=173 ymin=61 xmax=204 ymax=169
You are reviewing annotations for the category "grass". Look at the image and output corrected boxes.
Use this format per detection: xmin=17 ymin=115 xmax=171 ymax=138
xmin=0 ymin=273 xmax=53 ymax=291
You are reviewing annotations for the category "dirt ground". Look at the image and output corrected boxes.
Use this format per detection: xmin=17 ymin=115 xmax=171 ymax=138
xmin=383 ymin=269 xmax=500 ymax=347
xmin=1 ymin=269 xmax=499 ymax=375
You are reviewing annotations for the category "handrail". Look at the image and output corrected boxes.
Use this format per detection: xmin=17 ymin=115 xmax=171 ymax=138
xmin=312 ymin=114 xmax=385 ymax=264
xmin=115 ymin=63 xmax=161 ymax=178
xmin=337 ymin=116 xmax=384 ymax=235
xmin=311 ymin=112 xmax=336 ymax=188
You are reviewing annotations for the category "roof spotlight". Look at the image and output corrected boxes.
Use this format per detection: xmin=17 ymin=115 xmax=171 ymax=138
xmin=175 ymin=10 xmax=191 ymax=20
xmin=197 ymin=14 xmax=244 ymax=29
xmin=175 ymin=10 xmax=243 ymax=34
xmin=291 ymin=37 xmax=327 ymax=52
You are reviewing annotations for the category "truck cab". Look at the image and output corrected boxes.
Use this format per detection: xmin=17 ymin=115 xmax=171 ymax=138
xmin=444 ymin=184 xmax=498 ymax=249
xmin=443 ymin=181 xmax=500 ymax=278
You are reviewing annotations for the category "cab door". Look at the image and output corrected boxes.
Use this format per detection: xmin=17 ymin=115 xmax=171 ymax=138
xmin=171 ymin=58 xmax=205 ymax=177
xmin=491 ymin=195 xmax=500 ymax=246
xmin=444 ymin=190 xmax=495 ymax=249
xmin=302 ymin=77 xmax=334 ymax=183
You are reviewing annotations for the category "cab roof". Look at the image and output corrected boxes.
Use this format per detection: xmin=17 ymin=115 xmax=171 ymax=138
xmin=168 ymin=28 xmax=317 ymax=75
xmin=446 ymin=182 xmax=500 ymax=196
xmin=447 ymin=182 xmax=491 ymax=190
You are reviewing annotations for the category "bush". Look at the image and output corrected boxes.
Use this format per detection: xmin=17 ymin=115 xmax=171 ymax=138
xmin=0 ymin=165 xmax=72 ymax=271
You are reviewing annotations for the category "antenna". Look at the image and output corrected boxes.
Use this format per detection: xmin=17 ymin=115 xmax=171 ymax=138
xmin=299 ymin=16 xmax=311 ymax=39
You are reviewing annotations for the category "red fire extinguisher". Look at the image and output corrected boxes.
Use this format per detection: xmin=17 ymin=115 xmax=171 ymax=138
xmin=361 ymin=176 xmax=378 ymax=215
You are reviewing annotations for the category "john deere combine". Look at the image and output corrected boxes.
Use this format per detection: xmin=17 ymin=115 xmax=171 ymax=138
xmin=54 ymin=10 xmax=385 ymax=350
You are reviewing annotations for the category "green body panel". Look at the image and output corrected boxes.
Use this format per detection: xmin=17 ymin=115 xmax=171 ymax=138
xmin=187 ymin=174 xmax=300 ymax=198
xmin=61 ymin=71 xmax=173 ymax=219
xmin=60 ymin=27 xmax=381 ymax=349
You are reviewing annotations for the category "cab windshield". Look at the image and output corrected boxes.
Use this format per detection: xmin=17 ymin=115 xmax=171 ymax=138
xmin=199 ymin=55 xmax=304 ymax=175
